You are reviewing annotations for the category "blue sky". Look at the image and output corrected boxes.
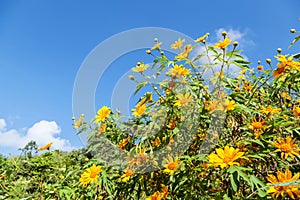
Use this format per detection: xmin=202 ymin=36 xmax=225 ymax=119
xmin=0 ymin=0 xmax=299 ymax=155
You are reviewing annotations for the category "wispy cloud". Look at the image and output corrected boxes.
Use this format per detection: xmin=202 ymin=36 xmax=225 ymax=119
xmin=0 ymin=118 xmax=76 ymax=153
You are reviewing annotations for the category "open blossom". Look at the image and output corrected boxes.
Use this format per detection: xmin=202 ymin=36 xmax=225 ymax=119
xmin=214 ymin=38 xmax=232 ymax=49
xmin=167 ymin=64 xmax=190 ymax=78
xmin=247 ymin=117 xmax=268 ymax=138
xmin=95 ymin=106 xmax=110 ymax=123
xmin=207 ymin=146 xmax=245 ymax=168
xmin=260 ymin=105 xmax=281 ymax=115
xmin=151 ymin=42 xmax=162 ymax=50
xmin=38 ymin=142 xmax=54 ymax=151
xmin=272 ymin=55 xmax=300 ymax=77
xmin=132 ymin=63 xmax=149 ymax=73
xmin=162 ymin=155 xmax=180 ymax=176
xmin=171 ymin=38 xmax=185 ymax=50
xmin=174 ymin=92 xmax=193 ymax=107
xmin=267 ymin=169 xmax=300 ymax=199
xmin=273 ymin=136 xmax=299 ymax=160
xmin=175 ymin=44 xmax=192 ymax=59
xmin=195 ymin=33 xmax=209 ymax=43
xmin=79 ymin=164 xmax=102 ymax=187
xmin=120 ymin=168 xmax=134 ymax=182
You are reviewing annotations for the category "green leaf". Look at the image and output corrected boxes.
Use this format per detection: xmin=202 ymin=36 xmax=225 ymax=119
xmin=289 ymin=35 xmax=300 ymax=48
xmin=230 ymin=173 xmax=238 ymax=192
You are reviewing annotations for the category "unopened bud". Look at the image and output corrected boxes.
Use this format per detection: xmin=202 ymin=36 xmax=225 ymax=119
xmin=146 ymin=50 xmax=151 ymax=54
xmin=128 ymin=75 xmax=134 ymax=80
xmin=160 ymin=51 xmax=164 ymax=55
xmin=290 ymin=29 xmax=296 ymax=33
xmin=136 ymin=62 xmax=141 ymax=66
xmin=257 ymin=60 xmax=261 ymax=65
xmin=233 ymin=41 xmax=238 ymax=47
xmin=277 ymin=48 xmax=282 ymax=53
xmin=266 ymin=58 xmax=271 ymax=64
xmin=222 ymin=31 xmax=227 ymax=37
xmin=72 ymin=117 xmax=75 ymax=120
xmin=154 ymin=38 xmax=158 ymax=42
xmin=257 ymin=65 xmax=263 ymax=71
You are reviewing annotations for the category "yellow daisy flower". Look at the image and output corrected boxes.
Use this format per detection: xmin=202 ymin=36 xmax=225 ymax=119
xmin=79 ymin=164 xmax=102 ymax=187
xmin=73 ymin=114 xmax=84 ymax=129
xmin=260 ymin=105 xmax=281 ymax=115
xmin=214 ymin=38 xmax=232 ymax=49
xmin=162 ymin=155 xmax=180 ymax=176
xmin=132 ymin=63 xmax=149 ymax=73
xmin=207 ymin=146 xmax=245 ymax=169
xmin=267 ymin=169 xmax=300 ymax=199
xmin=38 ymin=142 xmax=54 ymax=151
xmin=171 ymin=38 xmax=185 ymax=50
xmin=120 ymin=168 xmax=134 ymax=182
xmin=174 ymin=92 xmax=193 ymax=107
xmin=95 ymin=106 xmax=110 ymax=123
xmin=273 ymin=136 xmax=300 ymax=160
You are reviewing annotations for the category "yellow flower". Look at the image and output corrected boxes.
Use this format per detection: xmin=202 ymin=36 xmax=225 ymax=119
xmin=162 ymin=155 xmax=180 ymax=176
xmin=151 ymin=42 xmax=162 ymax=50
xmin=175 ymin=44 xmax=192 ymax=59
xmin=132 ymin=102 xmax=147 ymax=116
xmin=0 ymin=173 xmax=5 ymax=179
xmin=132 ymin=63 xmax=149 ymax=73
xmin=79 ymin=164 xmax=102 ymax=187
xmin=195 ymin=33 xmax=209 ymax=43
xmin=267 ymin=169 xmax=300 ymax=199
xmin=292 ymin=106 xmax=300 ymax=117
xmin=95 ymin=106 xmax=110 ymax=123
xmin=207 ymin=146 xmax=245 ymax=168
xmin=120 ymin=168 xmax=134 ymax=182
xmin=214 ymin=38 xmax=232 ymax=49
xmin=261 ymin=105 xmax=281 ymax=115
xmin=204 ymin=99 xmax=224 ymax=112
xmin=272 ymin=55 xmax=300 ymax=77
xmin=38 ymin=142 xmax=54 ymax=151
xmin=118 ymin=137 xmax=130 ymax=150
xmin=73 ymin=114 xmax=84 ymax=129
xmin=281 ymin=92 xmax=291 ymax=100
xmin=273 ymin=136 xmax=300 ymax=160
xmin=146 ymin=191 xmax=163 ymax=200
xmin=171 ymin=38 xmax=185 ymax=50
xmin=174 ymin=92 xmax=193 ymax=107
xmin=247 ymin=117 xmax=267 ymax=138
xmin=167 ymin=64 xmax=190 ymax=78
xmin=224 ymin=100 xmax=237 ymax=111
xmin=97 ymin=124 xmax=107 ymax=136
xmin=152 ymin=137 xmax=161 ymax=147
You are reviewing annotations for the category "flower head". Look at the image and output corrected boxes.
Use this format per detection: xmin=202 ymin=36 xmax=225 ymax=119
xmin=132 ymin=63 xmax=149 ymax=73
xmin=167 ymin=64 xmax=190 ymax=78
xmin=162 ymin=155 xmax=180 ymax=176
xmin=151 ymin=42 xmax=162 ymax=50
xmin=132 ymin=102 xmax=147 ymax=116
xmin=175 ymin=44 xmax=192 ymax=59
xmin=292 ymin=106 xmax=300 ymax=117
xmin=118 ymin=137 xmax=130 ymax=150
xmin=79 ymin=164 xmax=102 ymax=187
xmin=195 ymin=33 xmax=209 ymax=43
xmin=214 ymin=38 xmax=232 ymax=49
xmin=38 ymin=142 xmax=54 ymax=151
xmin=174 ymin=92 xmax=193 ymax=107
xmin=207 ymin=146 xmax=245 ymax=168
xmin=224 ymin=100 xmax=237 ymax=111
xmin=273 ymin=136 xmax=299 ymax=160
xmin=171 ymin=38 xmax=185 ymax=50
xmin=120 ymin=168 xmax=134 ymax=182
xmin=261 ymin=105 xmax=281 ymax=115
xmin=267 ymin=169 xmax=300 ymax=199
xmin=95 ymin=106 xmax=110 ymax=123
xmin=73 ymin=114 xmax=84 ymax=129
xmin=247 ymin=117 xmax=267 ymax=138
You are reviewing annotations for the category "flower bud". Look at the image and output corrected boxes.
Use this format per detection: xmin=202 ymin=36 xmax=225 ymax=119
xmin=136 ymin=62 xmax=141 ymax=66
xmin=233 ymin=41 xmax=238 ymax=47
xmin=266 ymin=58 xmax=271 ymax=64
xmin=160 ymin=51 xmax=164 ymax=55
xmin=222 ymin=31 xmax=227 ymax=37
xmin=128 ymin=75 xmax=134 ymax=80
xmin=257 ymin=60 xmax=261 ymax=65
xmin=146 ymin=50 xmax=151 ymax=54
xmin=72 ymin=117 xmax=75 ymax=120
xmin=257 ymin=65 xmax=263 ymax=71
xmin=154 ymin=38 xmax=158 ymax=42
xmin=290 ymin=29 xmax=296 ymax=33
xmin=277 ymin=48 xmax=282 ymax=53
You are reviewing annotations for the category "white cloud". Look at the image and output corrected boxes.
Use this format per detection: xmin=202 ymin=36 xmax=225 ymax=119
xmin=0 ymin=119 xmax=76 ymax=152
xmin=0 ymin=119 xmax=6 ymax=131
